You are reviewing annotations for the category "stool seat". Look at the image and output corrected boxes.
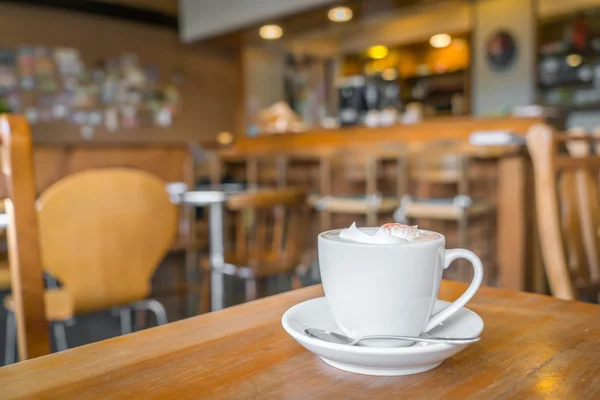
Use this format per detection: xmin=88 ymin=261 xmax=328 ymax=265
xmin=3 ymin=288 xmax=74 ymax=321
xmin=308 ymin=194 xmax=399 ymax=214
xmin=412 ymin=170 xmax=462 ymax=184
xmin=402 ymin=199 xmax=494 ymax=220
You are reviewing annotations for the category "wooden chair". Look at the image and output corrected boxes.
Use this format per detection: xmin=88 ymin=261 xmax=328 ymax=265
xmin=0 ymin=115 xmax=50 ymax=362
xmin=527 ymin=123 xmax=600 ymax=301
xmin=2 ymin=117 xmax=177 ymax=363
xmin=200 ymin=187 xmax=308 ymax=313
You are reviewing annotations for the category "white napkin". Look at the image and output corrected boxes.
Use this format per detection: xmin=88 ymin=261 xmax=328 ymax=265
xmin=469 ymin=131 xmax=525 ymax=146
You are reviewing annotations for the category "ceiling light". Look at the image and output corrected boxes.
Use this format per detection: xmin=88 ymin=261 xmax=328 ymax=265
xmin=381 ymin=68 xmax=398 ymax=81
xmin=566 ymin=54 xmax=583 ymax=67
xmin=430 ymin=34 xmax=452 ymax=48
xmin=259 ymin=25 xmax=283 ymax=40
xmin=328 ymin=7 xmax=353 ymax=22
xmin=367 ymin=45 xmax=388 ymax=60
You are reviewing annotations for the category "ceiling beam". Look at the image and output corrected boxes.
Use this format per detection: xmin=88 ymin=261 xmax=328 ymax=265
xmin=0 ymin=0 xmax=178 ymax=30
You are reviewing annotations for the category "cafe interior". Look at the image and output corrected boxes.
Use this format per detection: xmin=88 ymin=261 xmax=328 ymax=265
xmin=1 ymin=0 xmax=600 ymax=397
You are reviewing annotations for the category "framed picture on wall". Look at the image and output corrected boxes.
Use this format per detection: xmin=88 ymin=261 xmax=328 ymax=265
xmin=486 ymin=30 xmax=518 ymax=70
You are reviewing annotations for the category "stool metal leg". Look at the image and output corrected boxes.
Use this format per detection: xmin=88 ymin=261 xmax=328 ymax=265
xmin=4 ymin=311 xmax=16 ymax=365
xmin=52 ymin=322 xmax=68 ymax=352
xmin=143 ymin=299 xmax=168 ymax=326
xmin=130 ymin=299 xmax=168 ymax=326
xmin=119 ymin=307 xmax=132 ymax=335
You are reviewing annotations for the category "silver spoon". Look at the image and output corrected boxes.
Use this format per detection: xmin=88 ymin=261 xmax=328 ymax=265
xmin=305 ymin=328 xmax=480 ymax=346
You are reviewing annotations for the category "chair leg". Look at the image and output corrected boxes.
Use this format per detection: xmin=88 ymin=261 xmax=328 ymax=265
xmin=200 ymin=270 xmax=211 ymax=314
xmin=458 ymin=213 xmax=470 ymax=282
xmin=256 ymin=278 xmax=268 ymax=299
xmin=52 ymin=322 xmax=68 ymax=352
xmin=484 ymin=211 xmax=494 ymax=286
xmin=245 ymin=278 xmax=257 ymax=302
xmin=143 ymin=299 xmax=168 ymax=326
xmin=119 ymin=307 xmax=133 ymax=335
xmin=134 ymin=310 xmax=146 ymax=331
xmin=5 ymin=311 xmax=16 ymax=365
xmin=291 ymin=274 xmax=302 ymax=290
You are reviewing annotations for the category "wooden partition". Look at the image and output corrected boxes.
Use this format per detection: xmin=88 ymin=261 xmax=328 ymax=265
xmin=0 ymin=144 xmax=193 ymax=198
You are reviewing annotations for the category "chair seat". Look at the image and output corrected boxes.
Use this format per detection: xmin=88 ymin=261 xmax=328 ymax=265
xmin=3 ymin=288 xmax=74 ymax=321
xmin=308 ymin=194 xmax=399 ymax=213
xmin=201 ymin=251 xmax=299 ymax=278
xmin=404 ymin=200 xmax=494 ymax=220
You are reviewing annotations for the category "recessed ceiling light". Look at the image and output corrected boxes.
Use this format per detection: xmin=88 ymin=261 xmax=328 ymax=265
xmin=430 ymin=34 xmax=452 ymax=48
xmin=328 ymin=7 xmax=353 ymax=22
xmin=259 ymin=24 xmax=283 ymax=40
xmin=367 ymin=45 xmax=388 ymax=60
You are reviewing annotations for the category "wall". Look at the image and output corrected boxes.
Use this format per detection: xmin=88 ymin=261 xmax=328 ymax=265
xmin=243 ymin=47 xmax=285 ymax=124
xmin=0 ymin=3 xmax=238 ymax=144
xmin=180 ymin=0 xmax=335 ymax=42
xmin=472 ymin=0 xmax=536 ymax=115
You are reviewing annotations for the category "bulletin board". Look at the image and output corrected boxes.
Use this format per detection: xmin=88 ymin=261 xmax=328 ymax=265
xmin=0 ymin=3 xmax=238 ymax=144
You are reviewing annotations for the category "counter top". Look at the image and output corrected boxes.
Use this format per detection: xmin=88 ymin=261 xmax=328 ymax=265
xmin=232 ymin=116 xmax=543 ymax=153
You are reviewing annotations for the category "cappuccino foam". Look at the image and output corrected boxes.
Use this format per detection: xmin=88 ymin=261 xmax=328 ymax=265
xmin=332 ymin=223 xmax=440 ymax=245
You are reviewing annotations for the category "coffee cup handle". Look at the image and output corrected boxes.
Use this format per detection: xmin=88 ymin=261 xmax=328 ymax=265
xmin=423 ymin=249 xmax=483 ymax=332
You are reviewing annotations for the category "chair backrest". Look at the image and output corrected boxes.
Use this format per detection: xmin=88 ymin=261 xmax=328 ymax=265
xmin=245 ymin=154 xmax=288 ymax=187
xmin=408 ymin=140 xmax=470 ymax=194
xmin=527 ymin=123 xmax=600 ymax=301
xmin=227 ymin=187 xmax=307 ymax=274
xmin=36 ymin=168 xmax=177 ymax=313
xmin=0 ymin=115 xmax=50 ymax=361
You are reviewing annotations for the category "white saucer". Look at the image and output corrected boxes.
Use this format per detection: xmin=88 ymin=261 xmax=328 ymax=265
xmin=281 ymin=297 xmax=484 ymax=376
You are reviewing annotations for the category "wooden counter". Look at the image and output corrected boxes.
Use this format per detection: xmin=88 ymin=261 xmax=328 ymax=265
xmin=231 ymin=116 xmax=543 ymax=153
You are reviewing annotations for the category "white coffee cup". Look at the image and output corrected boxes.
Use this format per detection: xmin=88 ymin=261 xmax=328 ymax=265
xmin=318 ymin=228 xmax=483 ymax=344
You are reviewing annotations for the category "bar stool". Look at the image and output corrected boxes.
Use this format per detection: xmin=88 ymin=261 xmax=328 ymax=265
xmin=199 ymin=187 xmax=308 ymax=313
xmin=245 ymin=154 xmax=288 ymax=188
xmin=395 ymin=142 xmax=495 ymax=284
xmin=310 ymin=146 xmax=407 ymax=230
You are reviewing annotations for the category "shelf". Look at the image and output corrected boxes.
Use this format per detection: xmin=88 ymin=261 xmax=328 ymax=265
xmin=538 ymin=50 xmax=600 ymax=59
xmin=538 ymin=81 xmax=597 ymax=90
xmin=404 ymin=90 xmax=464 ymax=104
xmin=403 ymin=70 xmax=466 ymax=84
xmin=540 ymin=103 xmax=600 ymax=112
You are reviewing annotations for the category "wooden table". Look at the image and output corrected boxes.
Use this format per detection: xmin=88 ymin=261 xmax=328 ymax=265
xmin=2 ymin=282 xmax=598 ymax=399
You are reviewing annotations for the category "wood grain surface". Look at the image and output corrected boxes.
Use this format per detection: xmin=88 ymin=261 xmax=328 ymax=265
xmin=1 ymin=281 xmax=599 ymax=399
xmin=231 ymin=116 xmax=541 ymax=152
xmin=0 ymin=115 xmax=50 ymax=361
